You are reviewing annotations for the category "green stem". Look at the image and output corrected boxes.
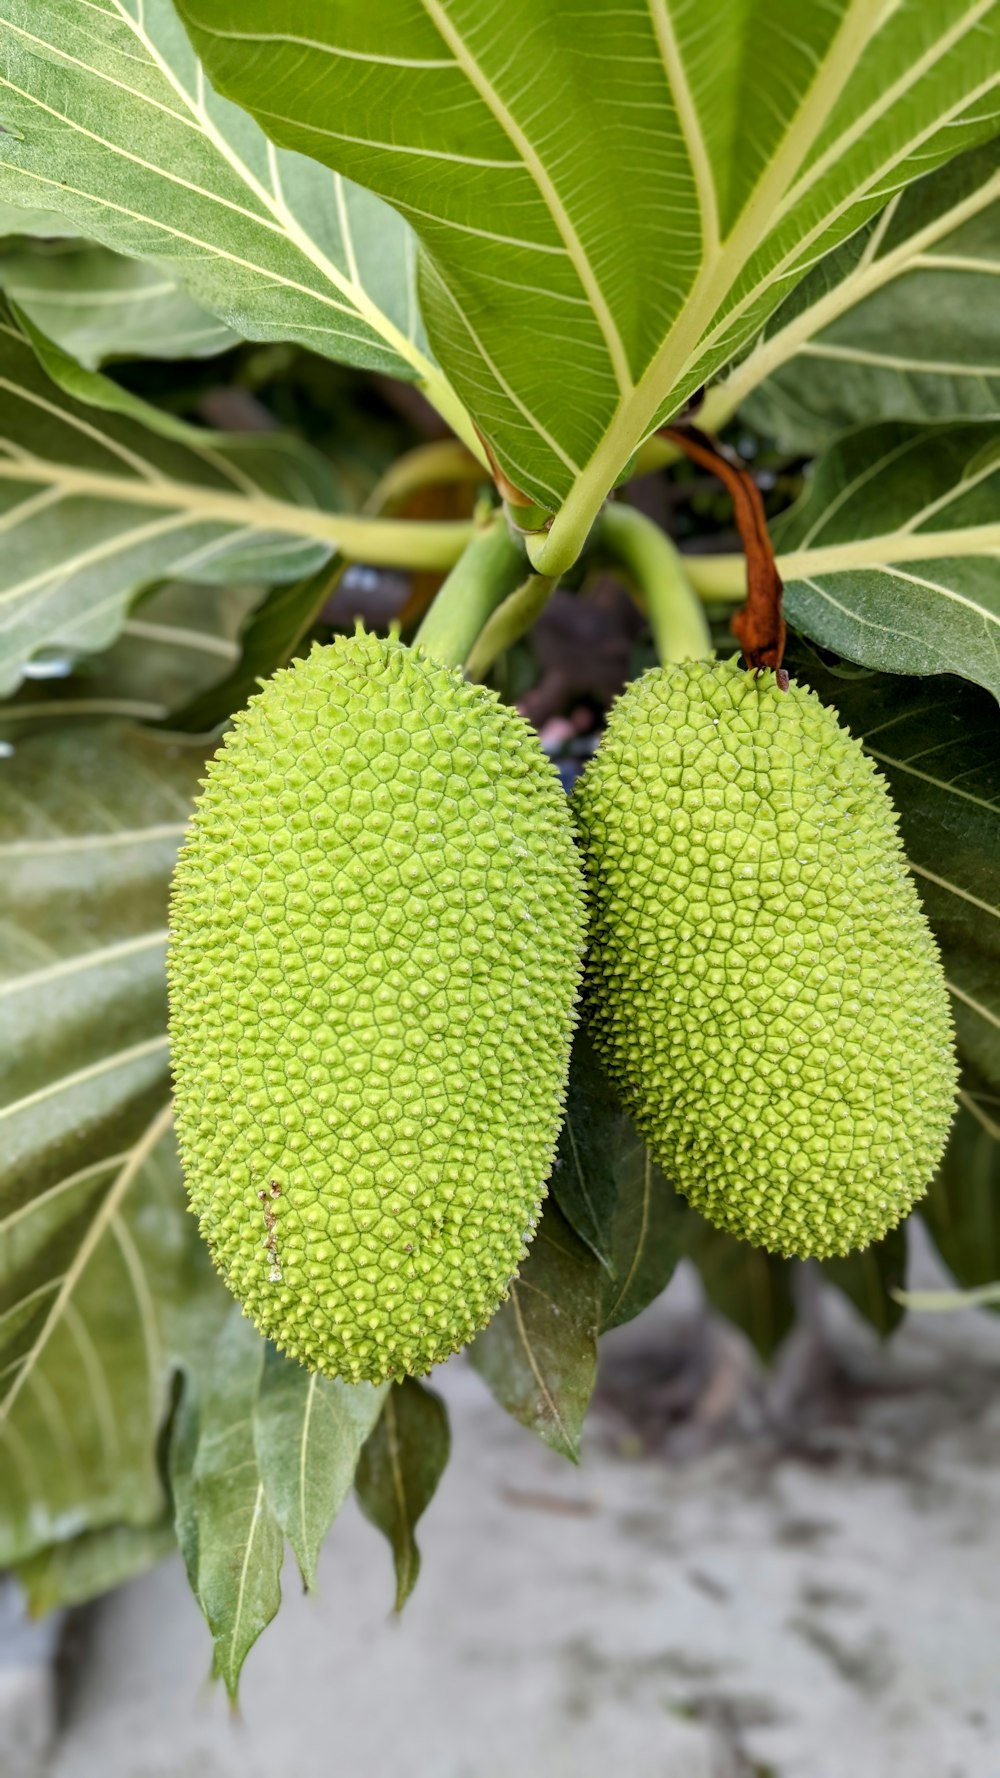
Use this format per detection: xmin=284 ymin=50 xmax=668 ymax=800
xmin=465 ymin=574 xmax=557 ymax=681
xmin=363 ymin=439 xmax=485 ymax=516
xmin=328 ymin=515 xmax=475 ymax=571
xmin=686 ymin=524 xmax=1000 ymax=594
xmin=413 ymin=516 xmax=528 ymax=670
xmin=0 ymin=458 xmax=476 ymax=571
xmin=680 ymin=552 xmax=749 ymax=600
xmin=599 ymin=503 xmax=713 ymax=664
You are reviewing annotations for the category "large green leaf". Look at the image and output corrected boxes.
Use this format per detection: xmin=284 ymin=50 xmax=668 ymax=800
xmin=551 ymin=1030 xmax=622 ymax=1271
xmin=788 ymin=653 xmax=998 ymax=1330
xmin=790 ymin=650 xmax=1000 ymax=1086
xmin=549 ymin=1036 xmax=684 ymax=1333
xmin=689 ymin=422 xmax=1000 ymax=702
xmin=254 ymin=1347 xmax=386 ymax=1590
xmin=468 ymin=1200 xmax=600 ymax=1462
xmin=0 ymin=721 xmax=228 ymax=1565
xmin=164 ymin=558 xmax=343 ymax=735
xmin=0 ymin=580 xmax=262 ymax=738
xmin=820 ymin=1231 xmax=907 ymax=1337
xmin=684 ymin=1222 xmax=796 ymax=1360
xmin=0 ymin=0 xmax=473 ymax=441
xmin=0 ymin=199 xmax=78 ymax=238
xmin=924 ymin=1080 xmax=1000 ymax=1293
xmin=0 ymin=1109 xmax=190 ymax=1564
xmin=0 ymin=241 xmax=237 ymax=367
xmin=16 ymin=1515 xmax=176 ymax=1613
xmin=355 ymin=1376 xmax=450 ymax=1613
xmin=711 ymin=139 xmax=1000 ymax=447
xmin=0 ymin=304 xmax=334 ymax=692
xmin=0 ymin=304 xmax=469 ymax=695
xmin=179 ymin=0 xmax=1000 ymax=569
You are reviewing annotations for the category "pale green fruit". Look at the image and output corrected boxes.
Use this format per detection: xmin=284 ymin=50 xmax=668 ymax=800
xmin=574 ymin=658 xmax=957 ymax=1259
xmin=169 ymin=633 xmax=586 ymax=1382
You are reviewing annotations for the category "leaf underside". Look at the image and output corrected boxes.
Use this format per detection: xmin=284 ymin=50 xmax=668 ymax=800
xmin=0 ymin=241 xmax=237 ymax=368
xmin=179 ymin=0 xmax=1000 ymax=564
xmin=0 ymin=302 xmax=338 ymax=694
xmin=776 ymin=421 xmax=1000 ymax=702
xmin=729 ymin=139 xmax=1000 ymax=444
xmin=0 ymin=0 xmax=433 ymax=383
xmin=0 ymin=721 xmax=221 ymax=1567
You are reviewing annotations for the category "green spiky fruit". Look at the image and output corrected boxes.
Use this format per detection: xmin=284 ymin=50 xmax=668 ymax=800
xmin=574 ymin=658 xmax=957 ymax=1259
xmin=168 ymin=633 xmax=586 ymax=1383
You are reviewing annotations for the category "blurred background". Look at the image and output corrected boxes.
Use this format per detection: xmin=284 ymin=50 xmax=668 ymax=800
xmin=5 ymin=1226 xmax=1000 ymax=1778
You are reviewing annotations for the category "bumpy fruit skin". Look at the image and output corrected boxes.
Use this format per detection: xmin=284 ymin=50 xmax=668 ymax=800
xmin=168 ymin=633 xmax=585 ymax=1383
xmin=574 ymin=658 xmax=957 ymax=1259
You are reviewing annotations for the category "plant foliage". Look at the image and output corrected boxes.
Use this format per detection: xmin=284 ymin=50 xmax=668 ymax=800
xmin=0 ymin=0 xmax=997 ymax=1696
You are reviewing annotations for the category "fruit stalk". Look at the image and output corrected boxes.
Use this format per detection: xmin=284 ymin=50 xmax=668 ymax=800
xmin=598 ymin=502 xmax=712 ymax=665
xmin=662 ymin=426 xmax=785 ymax=673
xmin=465 ymin=573 xmax=557 ymax=681
xmin=413 ymin=514 xmax=529 ymax=670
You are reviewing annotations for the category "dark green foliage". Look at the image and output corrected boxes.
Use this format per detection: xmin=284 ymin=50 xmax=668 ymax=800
xmin=356 ymin=1377 xmax=450 ymax=1611
xmin=469 ymin=1200 xmax=601 ymax=1462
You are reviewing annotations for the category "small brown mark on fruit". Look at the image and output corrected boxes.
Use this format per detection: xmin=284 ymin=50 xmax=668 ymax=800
xmin=261 ymin=1181 xmax=282 ymax=1282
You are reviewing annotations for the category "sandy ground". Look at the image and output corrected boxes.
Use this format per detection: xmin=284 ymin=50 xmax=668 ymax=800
xmin=41 ymin=1234 xmax=1000 ymax=1778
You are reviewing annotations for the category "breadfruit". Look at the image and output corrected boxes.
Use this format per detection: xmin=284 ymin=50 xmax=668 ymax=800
xmin=168 ymin=633 xmax=586 ymax=1383
xmin=574 ymin=658 xmax=957 ymax=1258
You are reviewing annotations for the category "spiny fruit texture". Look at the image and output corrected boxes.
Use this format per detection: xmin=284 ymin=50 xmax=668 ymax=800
xmin=574 ymin=659 xmax=957 ymax=1259
xmin=168 ymin=633 xmax=585 ymax=1382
